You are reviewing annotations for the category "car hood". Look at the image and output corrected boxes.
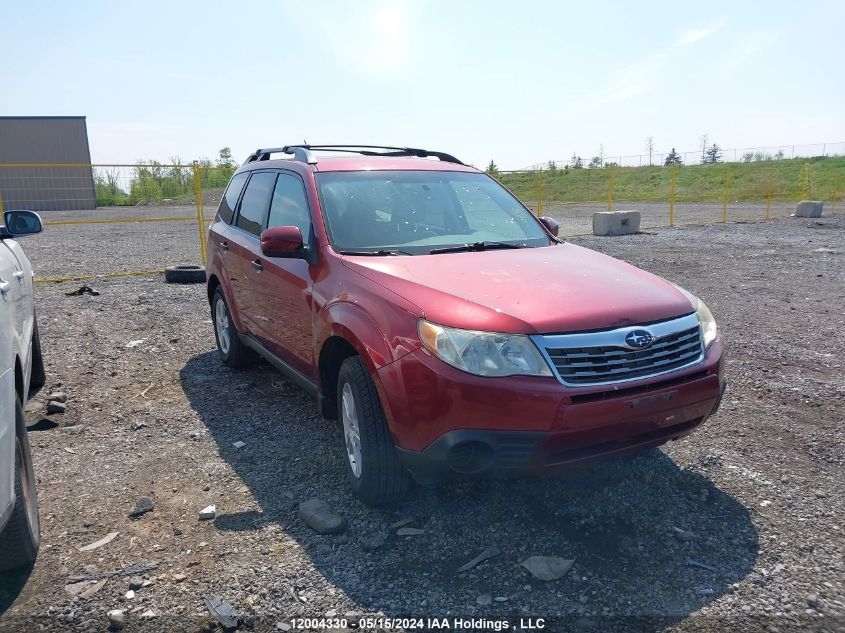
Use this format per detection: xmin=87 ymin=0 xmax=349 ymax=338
xmin=341 ymin=243 xmax=695 ymax=335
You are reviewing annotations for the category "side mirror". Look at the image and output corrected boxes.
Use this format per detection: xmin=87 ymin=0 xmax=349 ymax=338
xmin=260 ymin=226 xmax=303 ymax=257
xmin=2 ymin=210 xmax=43 ymax=237
xmin=539 ymin=216 xmax=559 ymax=237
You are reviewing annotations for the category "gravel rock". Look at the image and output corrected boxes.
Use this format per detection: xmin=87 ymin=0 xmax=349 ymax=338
xmin=362 ymin=531 xmax=388 ymax=552
xmin=48 ymin=392 xmax=67 ymax=403
xmin=47 ymin=401 xmax=67 ymax=414
xmin=198 ymin=504 xmax=216 ymax=520
xmin=64 ymin=581 xmax=89 ymax=596
xmin=127 ymin=576 xmax=144 ymax=590
xmin=397 ymin=527 xmax=425 ymax=536
xmin=672 ymin=526 xmax=698 ymax=542
xmin=78 ymin=531 xmax=118 ymax=552
xmin=456 ymin=546 xmax=502 ymax=573
xmin=107 ymin=609 xmax=125 ymax=629
xmin=128 ymin=497 xmax=154 ymax=518
xmin=298 ymin=498 xmax=347 ymax=534
xmin=520 ymin=556 xmax=575 ymax=581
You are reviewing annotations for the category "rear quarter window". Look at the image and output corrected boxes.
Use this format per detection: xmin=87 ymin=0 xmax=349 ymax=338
xmin=217 ymin=172 xmax=249 ymax=224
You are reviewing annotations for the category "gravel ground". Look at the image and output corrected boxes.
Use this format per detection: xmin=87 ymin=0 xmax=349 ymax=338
xmin=24 ymin=200 xmax=807 ymax=280
xmin=0 ymin=215 xmax=842 ymax=632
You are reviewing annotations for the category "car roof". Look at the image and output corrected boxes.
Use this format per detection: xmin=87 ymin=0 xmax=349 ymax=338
xmin=238 ymin=156 xmax=480 ymax=175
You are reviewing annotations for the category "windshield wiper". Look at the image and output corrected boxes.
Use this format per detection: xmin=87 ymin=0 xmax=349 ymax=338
xmin=429 ymin=241 xmax=525 ymax=255
xmin=338 ymin=249 xmax=414 ymax=256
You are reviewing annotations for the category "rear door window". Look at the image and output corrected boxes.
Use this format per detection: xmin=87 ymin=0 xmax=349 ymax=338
xmin=236 ymin=172 xmax=277 ymax=236
xmin=217 ymin=172 xmax=248 ymax=224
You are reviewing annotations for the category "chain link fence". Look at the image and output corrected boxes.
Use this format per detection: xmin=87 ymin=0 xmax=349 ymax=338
xmin=0 ymin=153 xmax=842 ymax=283
xmin=0 ymin=163 xmax=234 ymax=282
xmin=501 ymin=156 xmax=844 ymax=236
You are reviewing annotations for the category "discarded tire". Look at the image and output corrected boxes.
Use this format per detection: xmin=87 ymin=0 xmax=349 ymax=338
xmin=164 ymin=264 xmax=205 ymax=284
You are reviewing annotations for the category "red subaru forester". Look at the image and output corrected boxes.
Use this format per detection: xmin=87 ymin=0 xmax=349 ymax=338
xmin=205 ymin=145 xmax=726 ymax=505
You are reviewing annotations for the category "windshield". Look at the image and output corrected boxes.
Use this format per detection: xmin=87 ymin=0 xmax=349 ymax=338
xmin=315 ymin=171 xmax=552 ymax=254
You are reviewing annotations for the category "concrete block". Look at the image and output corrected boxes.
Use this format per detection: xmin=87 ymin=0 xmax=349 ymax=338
xmin=795 ymin=200 xmax=823 ymax=218
xmin=592 ymin=210 xmax=641 ymax=236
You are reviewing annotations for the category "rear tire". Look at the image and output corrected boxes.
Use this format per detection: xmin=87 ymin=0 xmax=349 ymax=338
xmin=211 ymin=287 xmax=254 ymax=368
xmin=29 ymin=316 xmax=46 ymax=393
xmin=0 ymin=396 xmax=40 ymax=571
xmin=337 ymin=356 xmax=411 ymax=505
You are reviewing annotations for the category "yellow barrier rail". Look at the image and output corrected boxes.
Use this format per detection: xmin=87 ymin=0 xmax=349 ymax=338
xmin=44 ymin=215 xmax=209 ymax=226
xmin=0 ymin=158 xmax=842 ymax=284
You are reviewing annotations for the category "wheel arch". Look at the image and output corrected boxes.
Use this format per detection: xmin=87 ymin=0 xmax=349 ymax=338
xmin=317 ymin=336 xmax=360 ymax=420
xmin=14 ymin=356 xmax=24 ymax=404
xmin=316 ymin=300 xmax=417 ymax=424
xmin=208 ymin=274 xmax=246 ymax=332
xmin=206 ymin=274 xmax=221 ymax=306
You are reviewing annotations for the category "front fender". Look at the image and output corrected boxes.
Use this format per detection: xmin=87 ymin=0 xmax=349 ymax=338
xmin=316 ymin=300 xmax=422 ymax=433
xmin=316 ymin=300 xmax=421 ymax=374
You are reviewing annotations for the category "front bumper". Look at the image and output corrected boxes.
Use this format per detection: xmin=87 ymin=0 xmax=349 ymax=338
xmin=377 ymin=337 xmax=726 ymax=483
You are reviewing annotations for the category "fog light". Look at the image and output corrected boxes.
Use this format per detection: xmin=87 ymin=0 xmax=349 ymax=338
xmin=446 ymin=441 xmax=494 ymax=474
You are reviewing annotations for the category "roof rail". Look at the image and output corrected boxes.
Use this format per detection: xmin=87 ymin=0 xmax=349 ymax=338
xmin=243 ymin=146 xmax=317 ymax=165
xmin=243 ymin=145 xmax=464 ymax=166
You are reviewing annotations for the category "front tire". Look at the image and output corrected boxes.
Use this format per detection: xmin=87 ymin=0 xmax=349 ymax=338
xmin=0 ymin=396 xmax=40 ymax=571
xmin=211 ymin=287 xmax=254 ymax=368
xmin=337 ymin=356 xmax=411 ymax=505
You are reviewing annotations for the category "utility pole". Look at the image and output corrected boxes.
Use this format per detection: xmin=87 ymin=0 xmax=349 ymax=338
xmin=645 ymin=136 xmax=655 ymax=166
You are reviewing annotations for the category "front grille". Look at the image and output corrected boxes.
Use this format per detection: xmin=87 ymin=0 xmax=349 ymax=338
xmin=535 ymin=314 xmax=704 ymax=386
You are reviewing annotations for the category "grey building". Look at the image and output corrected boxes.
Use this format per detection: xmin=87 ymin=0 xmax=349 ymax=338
xmin=0 ymin=116 xmax=96 ymax=211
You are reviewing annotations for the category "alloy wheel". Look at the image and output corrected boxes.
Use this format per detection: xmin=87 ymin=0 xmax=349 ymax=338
xmin=341 ymin=383 xmax=362 ymax=478
xmin=215 ymin=298 xmax=230 ymax=355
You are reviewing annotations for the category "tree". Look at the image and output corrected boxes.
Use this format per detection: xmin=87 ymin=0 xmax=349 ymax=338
xmin=664 ymin=148 xmax=683 ymax=165
xmin=742 ymin=152 xmax=754 ymax=163
xmin=774 ymin=149 xmax=785 ymax=160
xmin=217 ymin=147 xmax=235 ymax=168
xmin=588 ymin=156 xmax=602 ymax=169
xmin=486 ymin=160 xmax=500 ymax=178
xmin=547 ymin=160 xmax=557 ymax=172
xmin=703 ymin=144 xmax=723 ymax=164
xmin=645 ymin=136 xmax=655 ymax=166
xmin=569 ymin=154 xmax=583 ymax=169
xmin=604 ymin=161 xmax=619 ymax=168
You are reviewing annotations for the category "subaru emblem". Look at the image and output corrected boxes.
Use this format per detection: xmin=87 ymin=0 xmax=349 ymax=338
xmin=625 ymin=329 xmax=654 ymax=349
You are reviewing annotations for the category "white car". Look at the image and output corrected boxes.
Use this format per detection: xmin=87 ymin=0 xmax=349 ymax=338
xmin=0 ymin=210 xmax=44 ymax=571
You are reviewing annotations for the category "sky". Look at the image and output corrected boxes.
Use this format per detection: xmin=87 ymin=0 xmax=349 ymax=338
xmin=2 ymin=1 xmax=844 ymax=169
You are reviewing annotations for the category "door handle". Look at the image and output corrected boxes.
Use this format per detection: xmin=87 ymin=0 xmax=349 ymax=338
xmin=251 ymin=260 xmax=263 ymax=272
xmin=12 ymin=271 xmax=24 ymax=281
xmin=220 ymin=241 xmax=229 ymax=252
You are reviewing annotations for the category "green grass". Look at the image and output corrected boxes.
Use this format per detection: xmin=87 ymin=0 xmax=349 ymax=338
xmin=499 ymin=156 xmax=845 ymax=204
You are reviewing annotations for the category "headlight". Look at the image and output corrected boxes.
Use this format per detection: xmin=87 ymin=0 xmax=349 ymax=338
xmin=671 ymin=283 xmax=718 ymax=349
xmin=418 ymin=320 xmax=553 ymax=377
xmin=696 ymin=299 xmax=718 ymax=349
